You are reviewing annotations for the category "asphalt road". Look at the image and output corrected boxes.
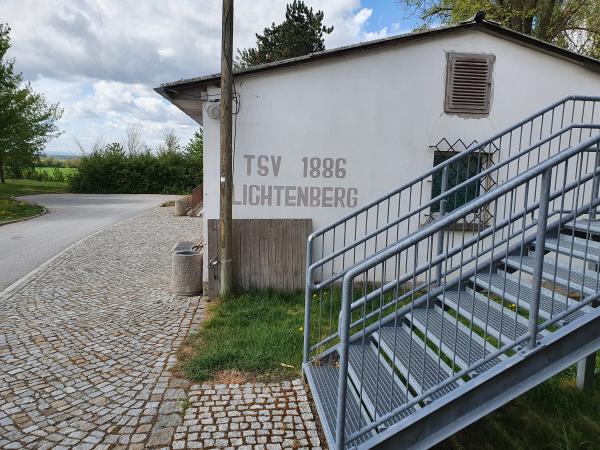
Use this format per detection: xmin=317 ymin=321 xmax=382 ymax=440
xmin=0 ymin=194 xmax=180 ymax=291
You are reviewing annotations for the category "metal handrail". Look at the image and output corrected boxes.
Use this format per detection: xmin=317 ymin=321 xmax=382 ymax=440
xmin=307 ymin=95 xmax=599 ymax=246
xmin=303 ymin=96 xmax=600 ymax=368
xmin=334 ymin=134 xmax=600 ymax=449
xmin=341 ymin=135 xmax=600 ymax=281
xmin=308 ymin=124 xmax=600 ymax=289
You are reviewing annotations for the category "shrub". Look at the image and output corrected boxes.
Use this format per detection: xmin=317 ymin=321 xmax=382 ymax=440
xmin=69 ymin=143 xmax=202 ymax=194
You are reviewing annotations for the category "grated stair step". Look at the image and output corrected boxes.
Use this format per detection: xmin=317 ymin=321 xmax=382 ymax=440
xmin=504 ymin=254 xmax=600 ymax=295
xmin=407 ymin=306 xmax=504 ymax=374
xmin=544 ymin=235 xmax=600 ymax=263
xmin=304 ymin=363 xmax=372 ymax=446
xmin=373 ymin=325 xmax=460 ymax=403
xmin=442 ymin=288 xmax=531 ymax=344
xmin=471 ymin=272 xmax=588 ymax=323
xmin=563 ymin=219 xmax=600 ymax=238
xmin=348 ymin=343 xmax=416 ymax=429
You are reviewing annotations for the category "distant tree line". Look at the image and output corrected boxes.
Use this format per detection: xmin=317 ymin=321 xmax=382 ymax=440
xmin=69 ymin=129 xmax=203 ymax=194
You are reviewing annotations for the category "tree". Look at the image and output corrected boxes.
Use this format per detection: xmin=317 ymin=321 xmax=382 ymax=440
xmin=236 ymin=1 xmax=334 ymax=68
xmin=158 ymin=129 xmax=181 ymax=156
xmin=397 ymin=0 xmax=600 ymax=58
xmin=185 ymin=128 xmax=203 ymax=161
xmin=123 ymin=125 xmax=144 ymax=155
xmin=184 ymin=128 xmax=203 ymax=177
xmin=0 ymin=24 xmax=62 ymax=182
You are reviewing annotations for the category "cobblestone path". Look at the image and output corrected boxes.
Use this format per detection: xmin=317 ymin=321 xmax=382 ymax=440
xmin=0 ymin=207 xmax=323 ymax=450
xmin=175 ymin=381 xmax=321 ymax=449
xmin=0 ymin=208 xmax=204 ymax=449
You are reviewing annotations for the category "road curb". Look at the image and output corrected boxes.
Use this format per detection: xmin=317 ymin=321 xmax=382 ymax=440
xmin=0 ymin=211 xmax=144 ymax=298
xmin=0 ymin=196 xmax=48 ymax=227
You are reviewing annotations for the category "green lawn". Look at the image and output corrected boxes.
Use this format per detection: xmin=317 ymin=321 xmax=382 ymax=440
xmin=183 ymin=290 xmax=600 ymax=449
xmin=436 ymin=363 xmax=600 ymax=450
xmin=0 ymin=178 xmax=69 ymax=223
xmin=183 ymin=291 xmax=306 ymax=382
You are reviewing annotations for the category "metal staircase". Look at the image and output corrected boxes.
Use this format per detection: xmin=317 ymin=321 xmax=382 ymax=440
xmin=302 ymin=96 xmax=600 ymax=449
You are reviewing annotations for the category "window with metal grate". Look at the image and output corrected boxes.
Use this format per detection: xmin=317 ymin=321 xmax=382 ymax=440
xmin=444 ymin=53 xmax=495 ymax=115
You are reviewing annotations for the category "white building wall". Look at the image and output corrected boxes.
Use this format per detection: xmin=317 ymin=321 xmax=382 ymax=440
xmin=201 ymin=29 xmax=600 ymax=282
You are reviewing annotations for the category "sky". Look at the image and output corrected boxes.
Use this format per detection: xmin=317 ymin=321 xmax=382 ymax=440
xmin=1 ymin=0 xmax=421 ymax=155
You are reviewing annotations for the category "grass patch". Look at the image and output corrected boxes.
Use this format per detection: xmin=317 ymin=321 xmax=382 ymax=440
xmin=0 ymin=179 xmax=69 ymax=223
xmin=0 ymin=178 xmax=69 ymax=197
xmin=182 ymin=291 xmax=305 ymax=382
xmin=0 ymin=198 xmax=44 ymax=224
xmin=435 ymin=361 xmax=600 ymax=450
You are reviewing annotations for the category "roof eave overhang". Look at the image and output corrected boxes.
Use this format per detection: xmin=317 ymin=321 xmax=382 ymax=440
xmin=155 ymin=84 xmax=206 ymax=125
xmin=156 ymin=19 xmax=600 ymax=124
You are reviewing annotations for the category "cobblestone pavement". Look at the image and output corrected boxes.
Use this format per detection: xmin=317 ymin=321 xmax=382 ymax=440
xmin=174 ymin=380 xmax=322 ymax=450
xmin=0 ymin=207 xmax=323 ymax=449
xmin=0 ymin=208 xmax=204 ymax=449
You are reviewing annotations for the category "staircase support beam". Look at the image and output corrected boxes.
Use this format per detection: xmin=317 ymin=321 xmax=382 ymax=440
xmin=576 ymin=353 xmax=597 ymax=390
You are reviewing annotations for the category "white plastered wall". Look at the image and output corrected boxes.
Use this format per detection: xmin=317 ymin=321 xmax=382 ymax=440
xmin=201 ymin=29 xmax=600 ymax=282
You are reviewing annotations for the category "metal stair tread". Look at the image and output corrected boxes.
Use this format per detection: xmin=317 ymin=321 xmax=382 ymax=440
xmin=471 ymin=272 xmax=586 ymax=323
xmin=563 ymin=219 xmax=600 ymax=237
xmin=305 ymin=363 xmax=372 ymax=446
xmin=442 ymin=288 xmax=529 ymax=343
xmin=374 ymin=325 xmax=459 ymax=402
xmin=545 ymin=235 xmax=600 ymax=261
xmin=407 ymin=306 xmax=503 ymax=374
xmin=505 ymin=254 xmax=600 ymax=294
xmin=348 ymin=344 xmax=416 ymax=427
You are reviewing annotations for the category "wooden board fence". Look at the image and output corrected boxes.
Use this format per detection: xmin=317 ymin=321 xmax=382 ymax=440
xmin=206 ymin=219 xmax=312 ymax=299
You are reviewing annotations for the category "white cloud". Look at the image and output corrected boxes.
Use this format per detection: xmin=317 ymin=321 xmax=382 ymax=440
xmin=2 ymin=0 xmax=383 ymax=153
xmin=354 ymin=8 xmax=373 ymax=25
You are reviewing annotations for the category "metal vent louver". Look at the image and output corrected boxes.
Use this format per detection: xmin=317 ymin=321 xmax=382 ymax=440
xmin=445 ymin=53 xmax=494 ymax=115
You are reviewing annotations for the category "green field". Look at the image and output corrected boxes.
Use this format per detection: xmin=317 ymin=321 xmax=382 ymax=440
xmin=0 ymin=179 xmax=69 ymax=224
xmin=35 ymin=166 xmax=78 ymax=177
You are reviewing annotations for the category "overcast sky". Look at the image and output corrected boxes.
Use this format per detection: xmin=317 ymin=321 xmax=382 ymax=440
xmin=1 ymin=0 xmax=419 ymax=155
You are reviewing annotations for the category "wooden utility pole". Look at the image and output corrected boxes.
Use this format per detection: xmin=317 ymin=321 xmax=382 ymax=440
xmin=219 ymin=0 xmax=234 ymax=298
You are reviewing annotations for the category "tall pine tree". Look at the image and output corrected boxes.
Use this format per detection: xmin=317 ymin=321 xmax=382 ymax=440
xmin=236 ymin=1 xmax=334 ymax=69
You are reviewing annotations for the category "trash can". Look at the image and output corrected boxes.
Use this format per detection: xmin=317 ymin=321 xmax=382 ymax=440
xmin=174 ymin=199 xmax=188 ymax=216
xmin=172 ymin=250 xmax=203 ymax=296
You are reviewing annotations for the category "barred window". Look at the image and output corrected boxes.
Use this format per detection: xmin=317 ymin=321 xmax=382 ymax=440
xmin=431 ymin=151 xmax=484 ymax=213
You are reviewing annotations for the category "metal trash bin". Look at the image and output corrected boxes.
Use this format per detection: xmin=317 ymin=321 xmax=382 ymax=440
xmin=172 ymin=249 xmax=203 ymax=296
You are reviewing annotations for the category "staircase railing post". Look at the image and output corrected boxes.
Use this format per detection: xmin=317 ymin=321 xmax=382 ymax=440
xmin=590 ymin=144 xmax=600 ymax=222
xmin=528 ymin=167 xmax=553 ymax=350
xmin=303 ymin=238 xmax=314 ymax=372
xmin=435 ymin=166 xmax=449 ymax=290
xmin=335 ymin=275 xmax=353 ymax=450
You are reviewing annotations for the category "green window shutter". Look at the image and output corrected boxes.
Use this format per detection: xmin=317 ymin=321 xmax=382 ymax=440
xmin=431 ymin=152 xmax=484 ymax=213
